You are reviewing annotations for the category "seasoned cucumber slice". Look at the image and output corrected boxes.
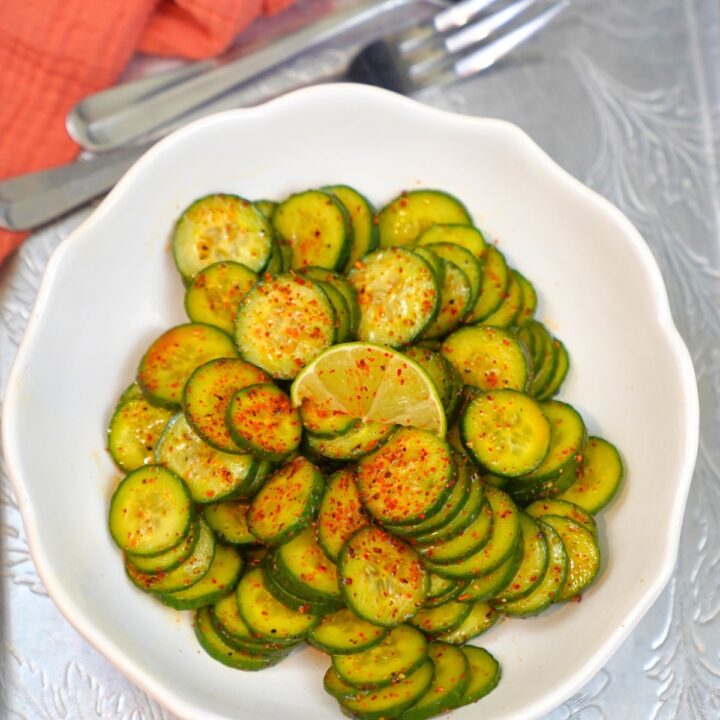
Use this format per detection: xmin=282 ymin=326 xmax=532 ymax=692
xmin=298 ymin=396 xmax=355 ymax=437
xmin=417 ymin=223 xmax=486 ymax=258
xmin=109 ymin=465 xmax=192 ymax=556
xmin=348 ymin=248 xmax=440 ymax=347
xmin=339 ymin=526 xmax=427 ymax=627
xmin=499 ymin=521 xmax=568 ymax=616
xmin=203 ymin=501 xmax=257 ymax=545
xmin=399 ymin=643 xmax=470 ymax=720
xmin=137 ymin=323 xmax=238 ymax=408
xmin=272 ymin=190 xmax=352 ymax=271
xmin=401 ymin=346 xmax=461 ymax=420
xmin=557 ymin=436 xmax=624 ymax=513
xmin=356 ymin=428 xmax=454 ymax=526
xmin=161 ymin=542 xmax=243 ymax=610
xmin=451 ymin=646 xmax=501 ymax=708
xmin=155 ymin=414 xmax=257 ymax=503
xmin=515 ymin=271 xmax=537 ymax=325
xmin=323 ymin=185 xmax=379 ymax=272
xmin=410 ymin=601 xmax=473 ymax=635
xmin=421 ymin=260 xmax=472 ymax=339
xmin=529 ymin=322 xmax=558 ymax=397
xmin=537 ymin=337 xmax=570 ymax=400
xmin=127 ymin=518 xmax=200 ymax=574
xmin=315 ymin=280 xmax=352 ymax=343
xmin=457 ymin=544 xmax=523 ymax=602
xmin=211 ymin=593 xmax=282 ymax=648
xmin=263 ymin=558 xmax=342 ymax=615
xmin=236 ymin=566 xmax=319 ymax=640
xmin=247 ymin=457 xmax=325 ymax=546
xmin=436 ymin=601 xmax=498 ymax=644
xmin=172 ymin=194 xmax=274 ymax=281
xmin=316 ymin=467 xmax=369 ymax=561
xmin=412 ymin=246 xmax=446 ymax=287
xmin=226 ymin=383 xmax=302 ymax=461
xmin=234 ymin=273 xmax=336 ymax=380
xmin=107 ymin=383 xmax=174 ymax=472
xmin=298 ymin=266 xmax=361 ymax=336
xmin=254 ymin=199 xmax=277 ymax=220
xmin=465 ymin=245 xmax=509 ymax=323
xmin=332 ymin=624 xmax=428 ymax=689
xmin=306 ymin=421 xmax=396 ymax=461
xmin=377 ymin=190 xmax=472 ymax=248
xmin=541 ymin=515 xmax=601 ymax=600
xmin=461 ymin=390 xmax=551 ymax=477
xmin=184 ymin=260 xmax=257 ymax=334
xmin=308 ymin=608 xmax=388 ymax=655
xmin=525 ymin=498 xmax=597 ymax=537
xmin=424 ymin=573 xmax=466 ymax=608
xmin=441 ymin=325 xmax=531 ymax=393
xmin=183 ymin=357 xmax=269 ymax=453
xmin=482 ymin=269 xmax=524 ymax=328
xmin=418 ymin=241 xmax=483 ymax=309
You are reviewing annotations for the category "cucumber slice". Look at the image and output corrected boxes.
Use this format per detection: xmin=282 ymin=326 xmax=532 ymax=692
xmin=203 ymin=501 xmax=257 ymax=545
xmin=306 ymin=421 xmax=396 ymax=461
xmin=272 ymin=190 xmax=352 ymax=271
xmin=424 ymin=573 xmax=467 ymax=608
xmin=332 ymin=624 xmax=428 ymax=689
xmin=514 ymin=271 xmax=537 ymax=325
xmin=137 ymin=323 xmax=238 ymax=408
xmin=348 ymin=248 xmax=440 ymax=347
xmin=298 ymin=266 xmax=361 ymax=336
xmin=530 ymin=322 xmax=558 ymax=397
xmin=316 ymin=468 xmax=369 ymax=562
xmin=537 ymin=337 xmax=570 ymax=400
xmin=441 ymin=325 xmax=531 ymax=393
xmin=172 ymin=194 xmax=273 ymax=281
xmin=161 ymin=542 xmax=243 ymax=610
xmin=183 ymin=357 xmax=269 ymax=453
xmin=401 ymin=346 xmax=461 ymax=420
xmin=184 ymin=260 xmax=257 ymax=334
xmin=247 ymin=457 xmax=325 ymax=546
xmin=436 ymin=601 xmax=499 ymax=644
xmin=461 ymin=390 xmax=551 ymax=478
xmin=226 ymin=383 xmax=302 ymax=461
xmin=127 ymin=518 xmax=200 ymax=574
xmin=450 ymin=646 xmax=501 ymax=708
xmin=557 ymin=436 xmax=624 ymax=514
xmin=308 ymin=608 xmax=388 ymax=655
xmin=323 ymin=185 xmax=379 ymax=272
xmin=457 ymin=544 xmax=523 ymax=602
xmin=298 ymin=396 xmax=356 ymax=437
xmin=234 ymin=273 xmax=336 ymax=380
xmin=109 ymin=465 xmax=192 ymax=556
xmin=410 ymin=601 xmax=472 ymax=635
xmin=377 ymin=190 xmax=472 ymax=248
xmin=254 ymin=199 xmax=277 ymax=220
xmin=211 ymin=593 xmax=286 ymax=649
xmin=107 ymin=383 xmax=174 ymax=472
xmin=412 ymin=247 xmax=446 ymax=287
xmin=356 ymin=428 xmax=454 ymax=526
xmin=481 ymin=269 xmax=524 ymax=328
xmin=417 ymin=223 xmax=486 ymax=258
xmin=315 ymin=280 xmax=352 ymax=343
xmin=263 ymin=558 xmax=342 ymax=615
xmin=465 ymin=246 xmax=509 ymax=323
xmin=421 ymin=260 xmax=472 ymax=339
xmin=525 ymin=498 xmax=598 ymax=537
xmin=339 ymin=526 xmax=427 ymax=627
xmin=399 ymin=643 xmax=470 ymax=720
xmin=418 ymin=241 xmax=483 ymax=309
xmin=155 ymin=414 xmax=257 ymax=503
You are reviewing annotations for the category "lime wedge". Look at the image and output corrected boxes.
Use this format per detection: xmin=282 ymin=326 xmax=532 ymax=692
xmin=290 ymin=342 xmax=446 ymax=437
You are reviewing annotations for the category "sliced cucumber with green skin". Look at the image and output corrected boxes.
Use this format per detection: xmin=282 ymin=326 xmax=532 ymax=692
xmin=424 ymin=573 xmax=467 ymax=608
xmin=109 ymin=465 xmax=193 ymax=556
xmin=126 ymin=517 xmax=215 ymax=594
xmin=356 ymin=427 xmax=454 ymax=526
xmin=332 ymin=623 xmax=428 ymax=689
xmin=155 ymin=413 xmax=258 ymax=503
xmin=401 ymin=346 xmax=461 ymax=419
xmin=526 ymin=498 xmax=597 ymax=536
xmin=348 ymin=248 xmax=440 ymax=347
xmin=323 ymin=185 xmax=379 ymax=273
xmin=264 ymin=241 xmax=284 ymax=275
xmin=127 ymin=518 xmax=200 ymax=575
xmin=315 ymin=280 xmax=352 ymax=343
xmin=236 ymin=565 xmax=320 ymax=640
xmin=137 ymin=323 xmax=238 ymax=408
xmin=306 ymin=421 xmax=396 ymax=461
xmin=316 ymin=467 xmax=369 ymax=562
xmin=211 ymin=593 xmax=292 ymax=650
xmin=493 ymin=512 xmax=548 ymax=603
xmin=537 ymin=337 xmax=570 ymax=400
xmin=272 ymin=190 xmax=352 ymax=271
xmin=254 ymin=199 xmax=277 ymax=220
xmin=417 ymin=224 xmax=486 ymax=259
xmin=262 ymin=558 xmax=343 ymax=615
xmin=398 ymin=642 xmax=470 ymax=720
xmin=107 ymin=383 xmax=174 ymax=472
xmin=418 ymin=241 xmax=483 ymax=310
xmin=457 ymin=544 xmax=523 ymax=602
xmin=516 ymin=322 xmax=536 ymax=358
xmin=481 ymin=269 xmax=524 ymax=328
xmin=529 ymin=322 xmax=558 ymax=398
xmin=557 ymin=436 xmax=624 ymax=514
xmin=203 ymin=501 xmax=256 ymax=545
xmin=308 ymin=608 xmax=388 ymax=655
xmin=499 ymin=521 xmax=568 ymax=616
xmin=462 ymin=390 xmax=551 ymax=478
xmin=234 ymin=273 xmax=336 ymax=380
xmin=421 ymin=260 xmax=472 ymax=339
xmin=410 ymin=600 xmax=473 ymax=635
xmin=436 ymin=601 xmax=499 ymax=644
xmin=226 ymin=383 xmax=302 ymax=461
xmin=465 ymin=245 xmax=509 ymax=323
xmin=298 ymin=266 xmax=361 ymax=336
xmin=514 ymin=271 xmax=537 ymax=326
xmin=172 ymin=194 xmax=274 ymax=281
xmin=541 ymin=515 xmax=601 ymax=601
xmin=411 ymin=247 xmax=445 ymax=287
xmin=247 ymin=456 xmax=325 ymax=546
xmin=441 ymin=325 xmax=531 ymax=393
xmin=333 ymin=661 xmax=435 ymax=720
xmin=298 ymin=396 xmax=355 ymax=437
xmin=450 ymin=646 xmax=501 ymax=708
xmin=184 ymin=260 xmax=257 ymax=334
xmin=339 ymin=526 xmax=427 ymax=627
xmin=183 ymin=357 xmax=269 ymax=454
xmin=161 ymin=542 xmax=243 ymax=610
xmin=377 ymin=190 xmax=472 ymax=248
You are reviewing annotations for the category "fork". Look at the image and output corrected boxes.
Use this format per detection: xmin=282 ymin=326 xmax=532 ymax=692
xmin=0 ymin=0 xmax=569 ymax=232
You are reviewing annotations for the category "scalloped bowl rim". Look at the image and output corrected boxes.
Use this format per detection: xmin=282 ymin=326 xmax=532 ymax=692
xmin=2 ymin=84 xmax=699 ymax=720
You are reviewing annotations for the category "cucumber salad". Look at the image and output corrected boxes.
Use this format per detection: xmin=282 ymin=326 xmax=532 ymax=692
xmin=107 ymin=186 xmax=624 ymax=720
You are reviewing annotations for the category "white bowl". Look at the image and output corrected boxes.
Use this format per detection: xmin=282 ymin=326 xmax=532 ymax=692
xmin=2 ymin=84 xmax=698 ymax=720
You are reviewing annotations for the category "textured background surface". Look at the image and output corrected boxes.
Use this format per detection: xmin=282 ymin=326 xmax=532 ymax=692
xmin=1 ymin=0 xmax=719 ymax=717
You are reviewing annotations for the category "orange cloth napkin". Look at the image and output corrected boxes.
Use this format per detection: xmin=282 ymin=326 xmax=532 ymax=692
xmin=0 ymin=0 xmax=294 ymax=265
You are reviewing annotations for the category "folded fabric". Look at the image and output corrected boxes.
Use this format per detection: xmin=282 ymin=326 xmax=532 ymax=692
xmin=0 ymin=0 xmax=294 ymax=265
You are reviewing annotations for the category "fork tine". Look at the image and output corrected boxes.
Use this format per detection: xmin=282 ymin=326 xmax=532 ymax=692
xmin=432 ymin=0 xmax=504 ymax=34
